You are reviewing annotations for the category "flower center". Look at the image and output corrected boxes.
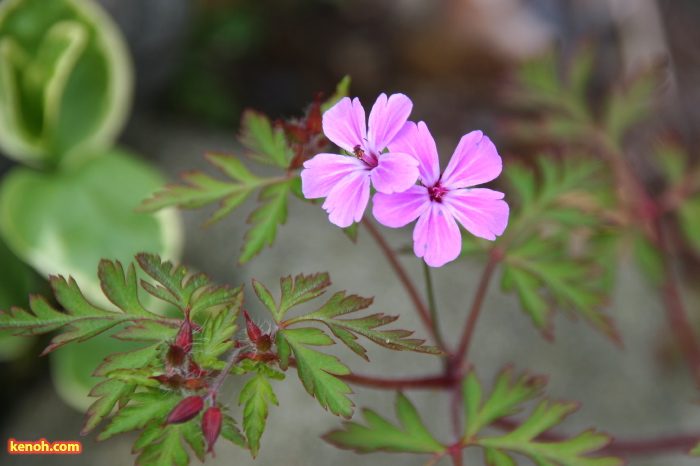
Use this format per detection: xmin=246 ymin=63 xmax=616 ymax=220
xmin=352 ymin=144 xmax=378 ymax=168
xmin=428 ymin=183 xmax=448 ymax=202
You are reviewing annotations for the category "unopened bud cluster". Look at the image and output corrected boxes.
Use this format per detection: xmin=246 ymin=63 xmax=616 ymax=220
xmin=236 ymin=310 xmax=278 ymax=363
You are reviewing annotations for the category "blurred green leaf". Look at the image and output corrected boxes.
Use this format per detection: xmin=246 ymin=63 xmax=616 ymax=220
xmin=321 ymin=75 xmax=351 ymax=113
xmin=0 ymin=0 xmax=132 ymax=167
xmin=605 ymin=65 xmax=661 ymax=143
xmin=0 ymin=147 xmax=181 ymax=307
xmin=500 ymin=157 xmax=619 ymax=342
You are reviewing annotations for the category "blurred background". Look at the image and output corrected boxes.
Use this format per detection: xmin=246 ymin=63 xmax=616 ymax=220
xmin=2 ymin=0 xmax=700 ymax=465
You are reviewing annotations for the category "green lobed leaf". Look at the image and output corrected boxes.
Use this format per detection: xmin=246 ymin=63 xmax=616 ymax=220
xmin=238 ymin=372 xmax=278 ymax=457
xmin=464 ymin=368 xmax=621 ymax=466
xmin=252 ymin=279 xmax=277 ymax=316
xmin=605 ymin=63 xmax=661 ymax=143
xmin=689 ymin=440 xmax=700 ymax=456
xmin=136 ymin=252 xmax=243 ymax=317
xmin=238 ymin=109 xmax=294 ymax=168
xmin=0 ymin=271 xmax=177 ymax=355
xmin=220 ymin=412 xmax=248 ymax=450
xmin=276 ymin=327 xmax=354 ymax=418
xmin=324 ymin=392 xmax=446 ymax=455
xmin=135 ymin=424 xmax=190 ymax=466
xmin=192 ymin=293 xmax=242 ymax=370
xmin=291 ymin=290 xmax=445 ymax=360
xmin=181 ymin=417 xmax=206 ymax=462
xmin=96 ymin=389 xmax=180 ymax=442
xmin=239 ymin=178 xmax=294 ymax=265
xmin=500 ymin=157 xmax=619 ymax=343
xmin=277 ymin=272 xmax=331 ymax=321
xmin=477 ymin=403 xmax=620 ymax=466
xmin=137 ymin=153 xmax=265 ymax=226
xmin=502 ymin=234 xmax=619 ymax=343
xmin=81 ymin=378 xmax=136 ymax=435
xmin=463 ymin=367 xmax=546 ymax=439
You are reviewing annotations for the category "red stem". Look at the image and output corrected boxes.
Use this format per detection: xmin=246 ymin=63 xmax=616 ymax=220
xmin=453 ymin=249 xmax=502 ymax=367
xmin=361 ymin=218 xmax=438 ymax=344
xmin=338 ymin=371 xmax=452 ymax=390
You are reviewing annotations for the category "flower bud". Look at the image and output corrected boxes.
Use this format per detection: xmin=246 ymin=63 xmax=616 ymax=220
xmin=187 ymin=359 xmax=207 ymax=379
xmin=175 ymin=317 xmax=194 ymax=353
xmin=166 ymin=344 xmax=187 ymax=368
xmin=201 ymin=407 xmax=223 ymax=456
xmin=242 ymin=310 xmax=262 ymax=343
xmin=165 ymin=396 xmax=204 ymax=425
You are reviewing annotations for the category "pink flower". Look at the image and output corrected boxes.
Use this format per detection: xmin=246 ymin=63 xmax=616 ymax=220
xmin=301 ymin=93 xmax=419 ymax=228
xmin=372 ymin=121 xmax=509 ymax=267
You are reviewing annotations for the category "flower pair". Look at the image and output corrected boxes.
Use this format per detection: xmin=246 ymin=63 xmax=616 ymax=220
xmin=301 ymin=93 xmax=509 ymax=267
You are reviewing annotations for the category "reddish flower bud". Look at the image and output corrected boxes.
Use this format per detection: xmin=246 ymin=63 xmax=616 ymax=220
xmin=166 ymin=396 xmax=204 ymax=425
xmin=166 ymin=344 xmax=187 ymax=368
xmin=175 ymin=317 xmax=194 ymax=353
xmin=184 ymin=378 xmax=209 ymax=390
xmin=256 ymin=334 xmax=273 ymax=352
xmin=201 ymin=407 xmax=223 ymax=456
xmin=242 ymin=310 xmax=262 ymax=343
xmin=187 ymin=359 xmax=207 ymax=379
xmin=307 ymin=93 xmax=323 ymax=134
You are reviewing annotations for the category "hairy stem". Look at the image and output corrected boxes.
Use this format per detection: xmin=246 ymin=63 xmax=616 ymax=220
xmin=361 ymin=218 xmax=439 ymax=345
xmin=205 ymin=348 xmax=242 ymax=401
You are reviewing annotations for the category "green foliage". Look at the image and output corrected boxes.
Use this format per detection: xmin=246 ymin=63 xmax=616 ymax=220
xmin=496 ymin=157 xmax=618 ymax=342
xmin=251 ymin=272 xmax=444 ymax=417
xmin=239 ymin=178 xmax=294 ymax=264
xmin=325 ymin=392 xmax=446 ymax=455
xmin=239 ymin=110 xmax=294 ymax=168
xmin=0 ymin=148 xmax=181 ymax=307
xmin=138 ymin=150 xmax=297 ymax=265
xmin=277 ymin=327 xmax=354 ymax=418
xmin=238 ymin=371 xmax=278 ymax=457
xmin=0 ymin=0 xmax=132 ymax=167
xmin=321 ymin=75 xmax=351 ymax=113
xmin=462 ymin=367 xmax=546 ymax=439
xmin=464 ymin=368 xmax=622 ymax=466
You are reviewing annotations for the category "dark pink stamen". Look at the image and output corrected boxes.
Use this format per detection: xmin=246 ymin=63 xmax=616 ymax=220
xmin=428 ymin=183 xmax=448 ymax=202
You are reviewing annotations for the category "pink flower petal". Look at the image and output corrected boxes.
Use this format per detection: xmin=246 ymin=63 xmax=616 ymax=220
xmin=322 ymin=97 xmax=367 ymax=154
xmin=388 ymin=121 xmax=440 ymax=186
xmin=413 ymin=203 xmax=462 ymax=267
xmin=367 ymin=93 xmax=413 ymax=154
xmin=369 ymin=152 xmax=419 ymax=194
xmin=441 ymin=131 xmax=502 ymax=189
xmin=322 ymin=169 xmax=372 ymax=228
xmin=372 ymin=185 xmax=430 ymax=228
xmin=443 ymin=188 xmax=509 ymax=240
xmin=301 ymin=153 xmax=368 ymax=199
